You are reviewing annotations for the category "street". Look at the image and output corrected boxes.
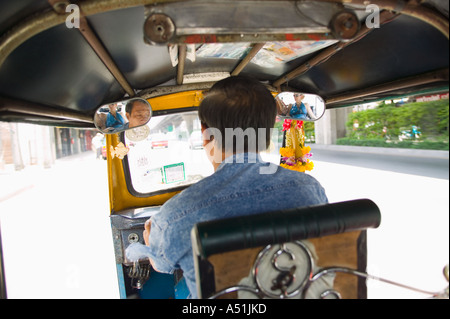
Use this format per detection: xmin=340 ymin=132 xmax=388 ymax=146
xmin=311 ymin=144 xmax=449 ymax=180
xmin=0 ymin=146 xmax=449 ymax=298
xmin=0 ymin=151 xmax=118 ymax=298
xmin=309 ymin=146 xmax=449 ymax=298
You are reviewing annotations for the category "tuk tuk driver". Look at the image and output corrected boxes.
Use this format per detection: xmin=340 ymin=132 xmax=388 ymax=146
xmin=124 ymin=99 xmax=151 ymax=129
xmin=143 ymin=75 xmax=328 ymax=298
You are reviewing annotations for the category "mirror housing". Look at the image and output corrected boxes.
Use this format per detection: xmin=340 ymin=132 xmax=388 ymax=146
xmin=275 ymin=92 xmax=325 ymax=121
xmin=94 ymin=98 xmax=152 ymax=134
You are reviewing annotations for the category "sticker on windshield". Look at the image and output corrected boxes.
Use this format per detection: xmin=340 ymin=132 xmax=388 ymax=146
xmin=162 ymin=163 xmax=185 ymax=184
xmin=144 ymin=168 xmax=164 ymax=185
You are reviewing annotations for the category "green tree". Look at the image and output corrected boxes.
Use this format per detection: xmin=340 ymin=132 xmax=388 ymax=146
xmin=345 ymin=99 xmax=449 ymax=140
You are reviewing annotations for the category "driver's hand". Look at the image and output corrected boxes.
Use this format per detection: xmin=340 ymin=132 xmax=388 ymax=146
xmin=143 ymin=219 xmax=151 ymax=246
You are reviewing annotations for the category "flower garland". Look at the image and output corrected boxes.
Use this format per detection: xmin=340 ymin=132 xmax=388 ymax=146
xmin=280 ymin=119 xmax=314 ymax=172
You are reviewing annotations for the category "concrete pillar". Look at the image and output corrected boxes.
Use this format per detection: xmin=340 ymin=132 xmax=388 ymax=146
xmin=41 ymin=126 xmax=55 ymax=168
xmin=71 ymin=128 xmax=80 ymax=155
xmin=315 ymin=107 xmax=352 ymax=144
xmin=9 ymin=123 xmax=24 ymax=171
xmin=182 ymin=114 xmax=200 ymax=134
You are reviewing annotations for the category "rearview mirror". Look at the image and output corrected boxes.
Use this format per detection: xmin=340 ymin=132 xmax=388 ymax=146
xmin=94 ymin=98 xmax=152 ymax=134
xmin=275 ymin=92 xmax=325 ymax=121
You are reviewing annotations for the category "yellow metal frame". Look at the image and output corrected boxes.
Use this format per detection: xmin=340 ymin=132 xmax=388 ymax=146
xmin=149 ymin=90 xmax=204 ymax=111
xmin=106 ymin=90 xmax=205 ymax=213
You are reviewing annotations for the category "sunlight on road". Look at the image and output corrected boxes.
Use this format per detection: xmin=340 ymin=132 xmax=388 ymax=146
xmin=310 ymin=160 xmax=449 ymax=299
xmin=0 ymin=151 xmax=119 ymax=299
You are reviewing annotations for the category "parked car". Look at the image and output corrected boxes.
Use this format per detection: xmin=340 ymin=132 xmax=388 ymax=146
xmin=151 ymin=134 xmax=168 ymax=149
xmin=101 ymin=144 xmax=107 ymax=160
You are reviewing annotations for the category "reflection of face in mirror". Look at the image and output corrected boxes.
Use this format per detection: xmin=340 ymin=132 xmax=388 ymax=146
xmin=275 ymin=92 xmax=325 ymax=121
xmin=125 ymin=99 xmax=151 ymax=128
xmin=94 ymin=98 xmax=152 ymax=134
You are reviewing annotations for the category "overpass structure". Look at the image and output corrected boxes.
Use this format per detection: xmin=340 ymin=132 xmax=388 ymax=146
xmin=150 ymin=106 xmax=352 ymax=145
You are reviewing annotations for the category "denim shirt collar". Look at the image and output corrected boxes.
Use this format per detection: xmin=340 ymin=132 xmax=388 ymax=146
xmin=217 ymin=152 xmax=262 ymax=172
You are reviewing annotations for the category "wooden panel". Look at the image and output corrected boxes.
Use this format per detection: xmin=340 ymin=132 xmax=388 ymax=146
xmin=209 ymin=247 xmax=262 ymax=293
xmin=309 ymin=231 xmax=363 ymax=299
xmin=205 ymin=231 xmax=365 ymax=299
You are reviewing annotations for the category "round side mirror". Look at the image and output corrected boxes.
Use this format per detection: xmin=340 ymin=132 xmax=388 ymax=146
xmin=94 ymin=98 xmax=152 ymax=134
xmin=275 ymin=92 xmax=325 ymax=121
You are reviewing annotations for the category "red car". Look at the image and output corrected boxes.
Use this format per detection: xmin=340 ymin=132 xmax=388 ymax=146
xmin=151 ymin=134 xmax=168 ymax=149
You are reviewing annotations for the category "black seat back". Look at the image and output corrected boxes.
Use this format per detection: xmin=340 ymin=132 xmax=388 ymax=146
xmin=191 ymin=199 xmax=381 ymax=299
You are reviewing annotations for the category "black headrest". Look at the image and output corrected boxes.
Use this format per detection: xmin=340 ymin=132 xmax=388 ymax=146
xmin=191 ymin=199 xmax=381 ymax=258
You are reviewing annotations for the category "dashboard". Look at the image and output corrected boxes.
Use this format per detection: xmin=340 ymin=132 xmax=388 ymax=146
xmin=110 ymin=206 xmax=161 ymax=266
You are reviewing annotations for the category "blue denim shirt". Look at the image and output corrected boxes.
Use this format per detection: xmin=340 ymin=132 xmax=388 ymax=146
xmin=147 ymin=153 xmax=328 ymax=298
xmin=290 ymin=102 xmax=307 ymax=119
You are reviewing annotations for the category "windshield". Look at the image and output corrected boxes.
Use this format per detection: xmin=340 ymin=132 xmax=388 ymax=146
xmin=124 ymin=110 xmax=283 ymax=195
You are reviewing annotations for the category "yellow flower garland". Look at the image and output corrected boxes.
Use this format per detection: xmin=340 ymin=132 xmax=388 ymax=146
xmin=279 ymin=119 xmax=314 ymax=172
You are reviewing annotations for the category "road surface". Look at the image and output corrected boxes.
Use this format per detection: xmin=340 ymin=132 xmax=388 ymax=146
xmin=308 ymin=145 xmax=449 ymax=298
xmin=311 ymin=144 xmax=449 ymax=180
xmin=0 ymin=145 xmax=448 ymax=298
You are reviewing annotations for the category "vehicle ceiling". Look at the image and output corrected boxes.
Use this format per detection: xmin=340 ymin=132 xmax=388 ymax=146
xmin=0 ymin=0 xmax=448 ymax=128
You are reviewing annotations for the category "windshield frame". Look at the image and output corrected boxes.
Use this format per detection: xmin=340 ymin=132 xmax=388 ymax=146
xmin=121 ymin=107 xmax=209 ymax=198
xmin=120 ymin=106 xmax=287 ymax=199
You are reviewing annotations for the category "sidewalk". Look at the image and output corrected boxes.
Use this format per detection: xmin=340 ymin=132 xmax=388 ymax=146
xmin=0 ymin=151 xmax=99 ymax=203
xmin=0 ymin=150 xmax=116 ymax=298
xmin=312 ymin=144 xmax=449 ymax=160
